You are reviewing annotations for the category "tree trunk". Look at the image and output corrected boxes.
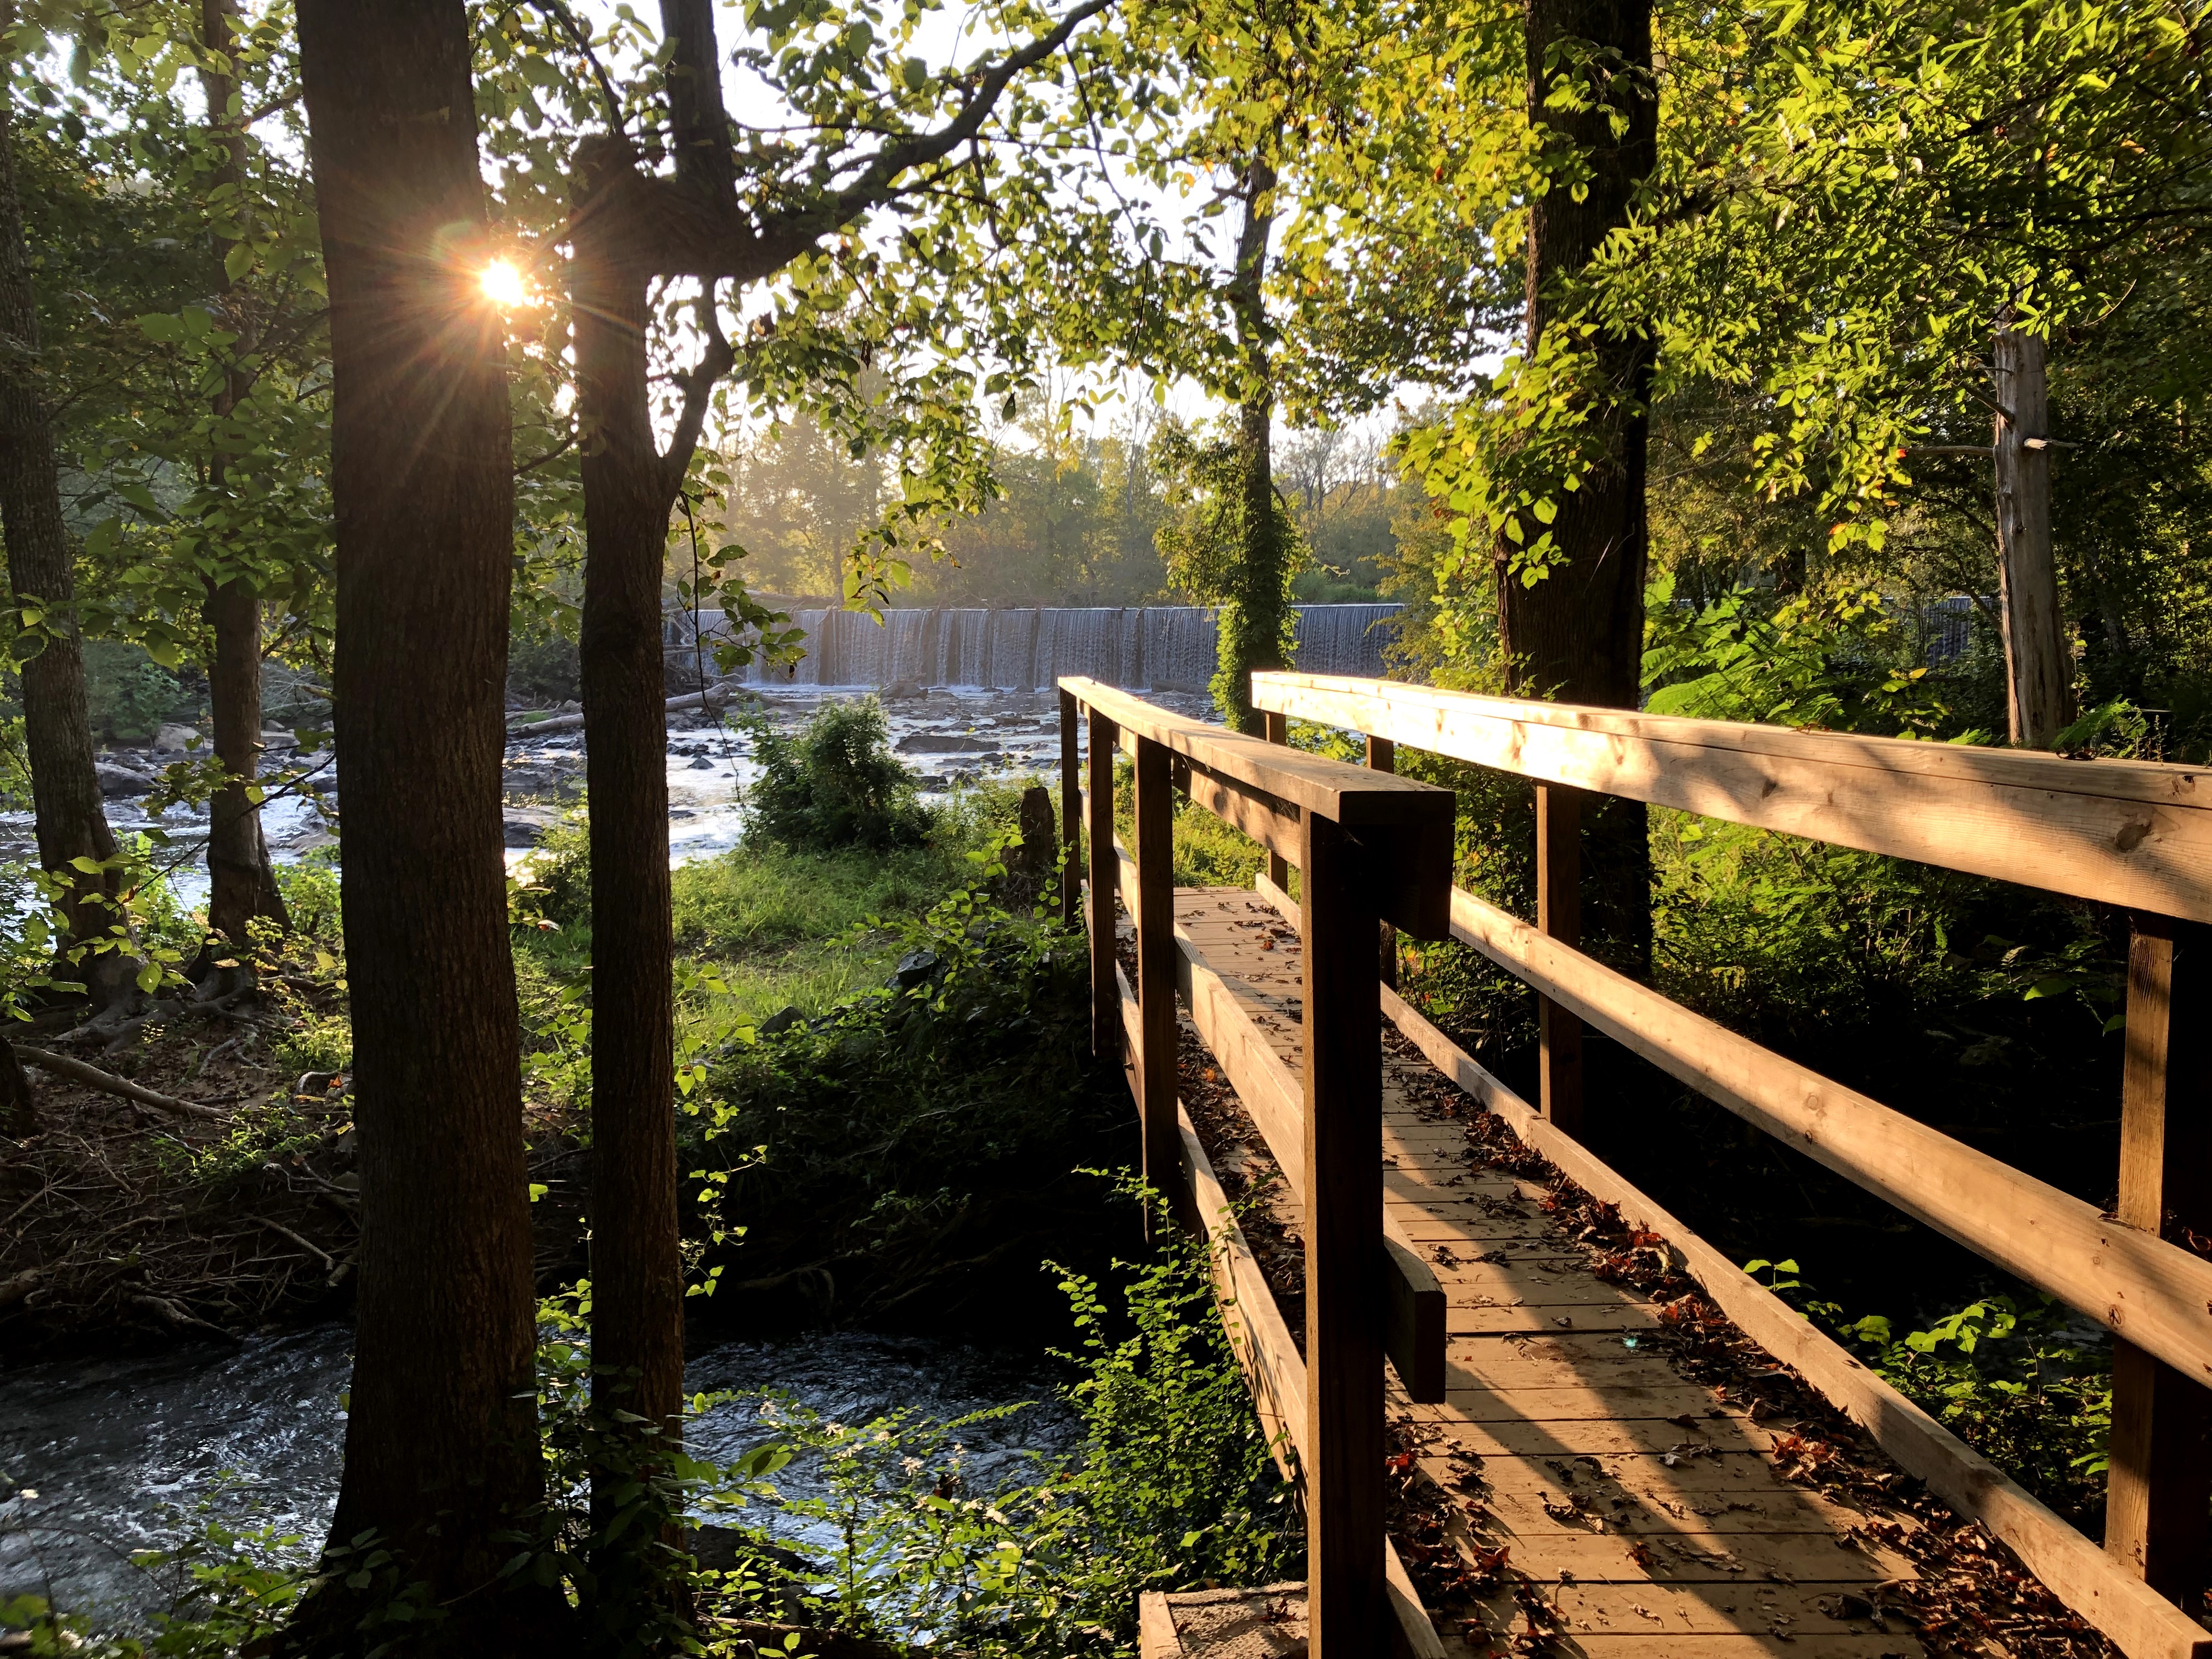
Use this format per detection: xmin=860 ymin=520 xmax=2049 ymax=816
xmin=290 ymin=3 xmax=553 ymax=1646
xmin=572 ymin=224 xmax=685 ymax=1509
xmin=1216 ymin=157 xmax=1290 ymax=733
xmin=199 ymin=0 xmax=289 ymax=949
xmin=0 ymin=9 xmax=128 ymax=998
xmin=1993 ymin=325 xmax=2070 ymax=749
xmin=1504 ymin=0 xmax=1658 ymax=974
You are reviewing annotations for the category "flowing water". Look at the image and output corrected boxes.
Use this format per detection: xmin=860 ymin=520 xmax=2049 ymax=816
xmin=0 ymin=1325 xmax=1078 ymax=1634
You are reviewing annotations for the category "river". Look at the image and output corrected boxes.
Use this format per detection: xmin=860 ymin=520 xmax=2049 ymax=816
xmin=0 ymin=1324 xmax=1078 ymax=1634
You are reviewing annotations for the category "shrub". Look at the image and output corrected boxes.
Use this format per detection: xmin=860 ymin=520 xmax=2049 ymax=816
xmin=690 ymin=1194 xmax=1300 ymax=1656
xmin=741 ymin=697 xmax=932 ymax=853
xmin=272 ymin=1011 xmax=352 ymax=1079
xmin=686 ymin=887 xmax=1131 ymax=1325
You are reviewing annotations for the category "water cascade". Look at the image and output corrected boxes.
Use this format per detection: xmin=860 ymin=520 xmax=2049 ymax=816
xmin=667 ymin=603 xmax=1402 ymax=691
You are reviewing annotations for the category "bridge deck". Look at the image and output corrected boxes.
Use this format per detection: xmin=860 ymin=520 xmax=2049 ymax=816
xmin=1172 ymin=887 xmax=1927 ymax=1657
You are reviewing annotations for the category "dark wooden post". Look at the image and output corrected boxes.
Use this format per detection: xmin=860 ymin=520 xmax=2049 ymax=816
xmin=1132 ymin=733 xmax=1180 ymax=1202
xmin=1366 ymin=735 xmax=1398 ymax=988
xmin=1536 ymin=782 xmax=1584 ymax=1136
xmin=2106 ymin=913 xmax=2212 ymax=1611
xmin=1059 ymin=688 xmax=1081 ymax=927
xmin=1085 ymin=708 xmax=1119 ymax=1060
xmin=1301 ymin=811 xmax=1386 ymax=1655
xmin=1262 ymin=708 xmax=1291 ymax=892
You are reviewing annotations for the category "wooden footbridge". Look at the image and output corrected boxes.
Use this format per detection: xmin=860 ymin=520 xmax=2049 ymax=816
xmin=1054 ymin=673 xmax=2212 ymax=1659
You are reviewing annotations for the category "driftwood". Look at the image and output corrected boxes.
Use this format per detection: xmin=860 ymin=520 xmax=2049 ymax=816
xmin=14 ymin=1046 xmax=229 ymax=1120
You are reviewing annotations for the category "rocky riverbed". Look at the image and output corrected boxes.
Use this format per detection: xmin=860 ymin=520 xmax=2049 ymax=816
xmin=0 ymin=686 xmax=1217 ymax=910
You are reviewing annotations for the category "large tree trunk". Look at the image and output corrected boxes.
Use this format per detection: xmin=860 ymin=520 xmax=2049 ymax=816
xmin=572 ymin=223 xmax=684 ymax=1511
xmin=0 ymin=11 xmax=128 ymax=998
xmin=1503 ymin=0 xmax=1657 ymax=974
xmin=1216 ymin=157 xmax=1290 ymax=733
xmin=565 ymin=0 xmax=738 ymax=1615
xmin=291 ymin=3 xmax=554 ymax=1646
xmin=199 ymin=0 xmax=289 ymax=950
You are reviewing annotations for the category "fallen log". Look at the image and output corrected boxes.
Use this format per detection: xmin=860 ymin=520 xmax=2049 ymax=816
xmin=14 ymin=1046 xmax=229 ymax=1121
xmin=506 ymin=679 xmax=746 ymax=739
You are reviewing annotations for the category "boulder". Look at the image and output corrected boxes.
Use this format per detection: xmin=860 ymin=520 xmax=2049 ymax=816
xmin=95 ymin=761 xmax=154 ymax=798
xmin=502 ymin=805 xmax=559 ymax=847
xmin=259 ymin=728 xmax=300 ymax=752
xmin=152 ymin=723 xmax=200 ymax=754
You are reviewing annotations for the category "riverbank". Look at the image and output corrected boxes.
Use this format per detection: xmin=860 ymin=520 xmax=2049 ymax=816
xmin=0 ymin=731 xmax=1110 ymax=1355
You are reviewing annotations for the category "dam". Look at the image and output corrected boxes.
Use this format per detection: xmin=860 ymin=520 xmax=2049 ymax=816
xmin=665 ymin=603 xmax=1403 ymax=691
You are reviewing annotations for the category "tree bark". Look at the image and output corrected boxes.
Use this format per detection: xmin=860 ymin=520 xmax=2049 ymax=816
xmin=565 ymin=0 xmax=741 ymax=1614
xmin=291 ymin=3 xmax=553 ymax=1646
xmin=0 ymin=7 xmax=128 ymax=996
xmin=1216 ymin=157 xmax=1290 ymax=733
xmin=1504 ymin=0 xmax=1657 ymax=974
xmin=572 ymin=209 xmax=685 ymax=1505
xmin=0 ymin=1035 xmax=35 ymax=1139
xmin=199 ymin=0 xmax=290 ymax=948
xmin=1993 ymin=324 xmax=2070 ymax=749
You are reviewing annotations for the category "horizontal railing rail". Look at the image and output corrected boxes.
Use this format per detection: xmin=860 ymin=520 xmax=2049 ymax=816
xmin=1255 ymin=671 xmax=2212 ymax=923
xmin=1250 ymin=669 xmax=2212 ymax=1651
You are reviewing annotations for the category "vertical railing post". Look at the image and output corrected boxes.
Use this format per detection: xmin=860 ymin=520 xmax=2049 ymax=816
xmin=2106 ymin=912 xmax=2212 ymax=1611
xmin=1365 ymin=735 xmax=1398 ymax=988
xmin=1058 ymin=687 xmax=1081 ymax=927
xmin=1085 ymin=708 xmax=1119 ymax=1061
xmin=1301 ymin=811 xmax=1386 ymax=1655
xmin=1262 ymin=709 xmax=1291 ymax=893
xmin=1132 ymin=734 xmax=1180 ymax=1203
xmin=1535 ymin=782 xmax=1584 ymax=1136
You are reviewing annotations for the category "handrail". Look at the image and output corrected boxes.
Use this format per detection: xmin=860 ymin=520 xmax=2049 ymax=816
xmin=1253 ymin=671 xmax=2212 ymax=922
xmin=1249 ymin=670 xmax=2212 ymax=1647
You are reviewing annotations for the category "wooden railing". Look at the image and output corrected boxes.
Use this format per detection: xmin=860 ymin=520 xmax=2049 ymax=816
xmin=1056 ymin=677 xmax=1453 ymax=1657
xmin=1251 ymin=670 xmax=2212 ymax=1652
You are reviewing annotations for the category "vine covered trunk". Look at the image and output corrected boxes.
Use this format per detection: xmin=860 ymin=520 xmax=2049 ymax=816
xmin=1504 ymin=0 xmax=1657 ymax=974
xmin=1215 ymin=157 xmax=1290 ymax=733
xmin=292 ymin=1 xmax=553 ymax=1644
xmin=199 ymin=0 xmax=289 ymax=949
xmin=0 ymin=14 xmax=127 ymax=994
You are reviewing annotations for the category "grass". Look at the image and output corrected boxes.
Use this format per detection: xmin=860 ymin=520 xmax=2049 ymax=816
xmin=512 ymin=785 xmax=1041 ymax=1058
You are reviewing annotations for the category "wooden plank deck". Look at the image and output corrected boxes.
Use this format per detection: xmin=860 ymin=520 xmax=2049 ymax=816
xmin=1171 ymin=887 xmax=1928 ymax=1658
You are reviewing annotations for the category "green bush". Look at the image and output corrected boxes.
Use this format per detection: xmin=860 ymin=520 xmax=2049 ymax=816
xmin=686 ymin=887 xmax=1130 ymax=1324
xmin=692 ymin=1196 xmax=1300 ymax=1656
xmin=509 ymin=627 xmax=582 ymax=706
xmin=515 ymin=801 xmax=594 ymax=930
xmin=273 ymin=853 xmax=342 ymax=941
xmin=742 ymin=696 xmax=932 ymax=853
xmin=1753 ymin=1262 xmax=2113 ymax=1532
xmin=272 ymin=1011 xmax=352 ymax=1079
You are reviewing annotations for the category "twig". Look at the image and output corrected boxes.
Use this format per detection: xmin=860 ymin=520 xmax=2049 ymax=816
xmin=256 ymin=1215 xmax=336 ymax=1272
xmin=15 ymin=1047 xmax=229 ymax=1121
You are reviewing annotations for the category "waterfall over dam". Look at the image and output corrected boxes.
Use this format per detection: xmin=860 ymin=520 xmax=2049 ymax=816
xmin=666 ymin=603 xmax=1402 ymax=691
